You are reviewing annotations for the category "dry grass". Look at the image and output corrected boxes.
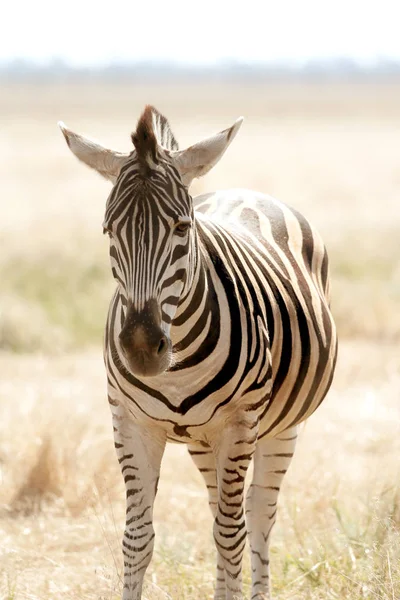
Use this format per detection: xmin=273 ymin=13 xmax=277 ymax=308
xmin=0 ymin=342 xmax=399 ymax=599
xmin=1 ymin=81 xmax=400 ymax=598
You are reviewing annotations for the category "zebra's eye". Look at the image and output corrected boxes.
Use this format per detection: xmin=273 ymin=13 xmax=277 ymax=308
xmin=175 ymin=221 xmax=191 ymax=235
xmin=103 ymin=227 xmax=112 ymax=238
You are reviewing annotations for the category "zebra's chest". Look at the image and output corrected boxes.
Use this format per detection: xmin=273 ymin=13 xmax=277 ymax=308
xmin=107 ymin=326 xmax=273 ymax=443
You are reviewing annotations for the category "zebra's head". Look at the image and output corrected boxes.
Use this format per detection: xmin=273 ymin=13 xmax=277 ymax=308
xmin=59 ymin=106 xmax=242 ymax=377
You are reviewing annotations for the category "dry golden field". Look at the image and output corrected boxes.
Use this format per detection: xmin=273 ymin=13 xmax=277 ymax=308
xmin=1 ymin=81 xmax=400 ymax=599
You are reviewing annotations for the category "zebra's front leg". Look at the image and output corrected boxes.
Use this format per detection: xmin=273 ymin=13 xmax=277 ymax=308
xmin=246 ymin=427 xmax=298 ymax=600
xmin=188 ymin=443 xmax=226 ymax=600
xmin=212 ymin=416 xmax=259 ymax=600
xmin=111 ymin=399 xmax=166 ymax=600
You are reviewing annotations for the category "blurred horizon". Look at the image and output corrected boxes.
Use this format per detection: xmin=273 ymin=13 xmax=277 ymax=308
xmin=3 ymin=56 xmax=400 ymax=82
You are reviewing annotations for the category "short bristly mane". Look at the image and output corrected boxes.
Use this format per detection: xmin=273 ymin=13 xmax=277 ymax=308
xmin=149 ymin=105 xmax=179 ymax=151
xmin=131 ymin=105 xmax=179 ymax=173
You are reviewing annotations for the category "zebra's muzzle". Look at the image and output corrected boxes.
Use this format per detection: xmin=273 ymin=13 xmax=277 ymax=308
xmin=119 ymin=321 xmax=171 ymax=378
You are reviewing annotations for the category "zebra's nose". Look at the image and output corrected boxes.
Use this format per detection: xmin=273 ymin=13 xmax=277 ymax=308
xmin=118 ymin=325 xmax=170 ymax=377
xmin=120 ymin=329 xmax=168 ymax=358
xmin=117 ymin=300 xmax=172 ymax=377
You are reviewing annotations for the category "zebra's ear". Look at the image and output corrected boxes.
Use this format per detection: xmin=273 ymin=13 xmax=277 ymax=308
xmin=171 ymin=117 xmax=243 ymax=187
xmin=58 ymin=122 xmax=129 ymax=183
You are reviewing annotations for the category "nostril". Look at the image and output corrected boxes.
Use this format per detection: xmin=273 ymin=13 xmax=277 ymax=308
xmin=157 ymin=336 xmax=167 ymax=356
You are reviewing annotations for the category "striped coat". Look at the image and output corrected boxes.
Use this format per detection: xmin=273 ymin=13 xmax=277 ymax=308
xmin=60 ymin=106 xmax=337 ymax=600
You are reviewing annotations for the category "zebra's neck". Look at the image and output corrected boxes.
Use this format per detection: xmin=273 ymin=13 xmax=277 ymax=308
xmin=170 ymin=220 xmax=222 ymax=369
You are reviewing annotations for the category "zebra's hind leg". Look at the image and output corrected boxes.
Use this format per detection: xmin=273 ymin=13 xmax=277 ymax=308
xmin=188 ymin=443 xmax=226 ymax=600
xmin=210 ymin=417 xmax=259 ymax=600
xmin=246 ymin=426 xmax=298 ymax=600
xmin=110 ymin=397 xmax=167 ymax=600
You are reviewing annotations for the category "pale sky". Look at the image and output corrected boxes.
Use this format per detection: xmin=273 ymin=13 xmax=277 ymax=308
xmin=3 ymin=0 xmax=400 ymax=66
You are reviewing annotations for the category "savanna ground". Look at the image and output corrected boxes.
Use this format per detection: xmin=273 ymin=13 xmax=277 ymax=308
xmin=0 ymin=80 xmax=399 ymax=599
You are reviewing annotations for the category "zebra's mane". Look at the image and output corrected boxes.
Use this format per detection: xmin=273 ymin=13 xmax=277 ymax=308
xmin=131 ymin=105 xmax=179 ymax=174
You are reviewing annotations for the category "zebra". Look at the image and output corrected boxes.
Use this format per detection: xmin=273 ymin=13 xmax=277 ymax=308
xmin=59 ymin=105 xmax=338 ymax=600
